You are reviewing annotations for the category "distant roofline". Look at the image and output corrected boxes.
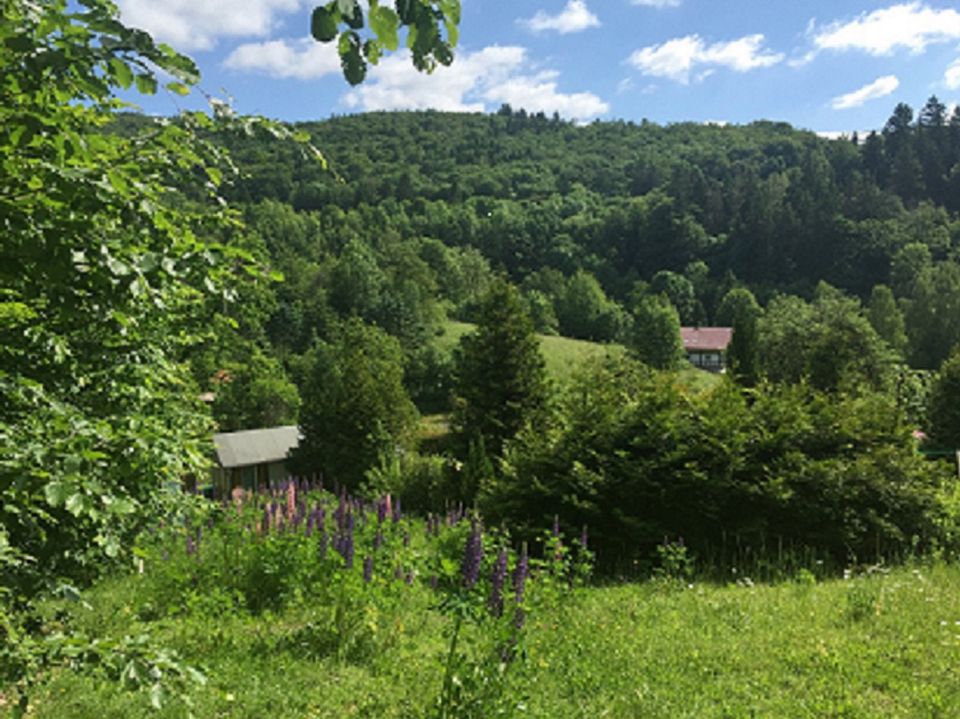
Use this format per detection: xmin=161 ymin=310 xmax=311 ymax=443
xmin=680 ymin=326 xmax=733 ymax=352
xmin=213 ymin=425 xmax=301 ymax=469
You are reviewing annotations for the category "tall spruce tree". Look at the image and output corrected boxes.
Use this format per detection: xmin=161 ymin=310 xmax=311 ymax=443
xmin=453 ymin=280 xmax=548 ymax=458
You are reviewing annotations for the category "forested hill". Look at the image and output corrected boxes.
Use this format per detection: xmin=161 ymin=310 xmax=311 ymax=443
xmin=113 ymin=98 xmax=960 ymax=430
xmin=216 ymin=102 xmax=960 ymax=301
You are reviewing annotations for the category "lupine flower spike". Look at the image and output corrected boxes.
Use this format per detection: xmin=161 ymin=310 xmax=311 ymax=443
xmin=461 ymin=517 xmax=483 ymax=589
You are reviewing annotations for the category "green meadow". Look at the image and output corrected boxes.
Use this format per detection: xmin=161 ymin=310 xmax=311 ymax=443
xmin=16 ymin=559 xmax=960 ymax=718
xmin=437 ymin=321 xmax=627 ymax=384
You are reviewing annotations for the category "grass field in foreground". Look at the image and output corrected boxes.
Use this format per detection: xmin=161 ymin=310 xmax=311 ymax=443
xmin=16 ymin=562 xmax=960 ymax=718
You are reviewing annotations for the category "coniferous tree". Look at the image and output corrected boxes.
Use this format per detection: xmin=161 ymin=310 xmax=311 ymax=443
xmin=867 ymin=284 xmax=907 ymax=355
xmin=452 ymin=279 xmax=549 ymax=458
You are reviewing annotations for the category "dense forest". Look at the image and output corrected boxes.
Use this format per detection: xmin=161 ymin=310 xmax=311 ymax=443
xmin=159 ymin=101 xmax=960 ymax=425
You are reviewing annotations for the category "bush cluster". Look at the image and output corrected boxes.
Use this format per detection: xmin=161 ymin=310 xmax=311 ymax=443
xmin=482 ymin=357 xmax=949 ymax=571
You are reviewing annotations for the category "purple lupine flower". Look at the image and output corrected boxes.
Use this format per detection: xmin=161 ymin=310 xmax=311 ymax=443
xmin=315 ymin=505 xmax=326 ymax=534
xmin=489 ymin=548 xmax=508 ymax=617
xmin=392 ymin=497 xmax=402 ymax=523
xmin=261 ymin=507 xmax=270 ymax=535
xmin=339 ymin=512 xmax=355 ymax=568
xmin=363 ymin=555 xmax=374 ymax=583
xmin=377 ymin=497 xmax=388 ymax=524
xmin=305 ymin=512 xmax=315 ymax=538
xmin=461 ymin=518 xmax=483 ymax=589
xmin=340 ymin=532 xmax=354 ymax=569
xmin=334 ymin=495 xmax=345 ymax=532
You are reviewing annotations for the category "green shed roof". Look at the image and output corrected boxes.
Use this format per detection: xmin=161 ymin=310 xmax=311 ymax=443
xmin=212 ymin=426 xmax=300 ymax=468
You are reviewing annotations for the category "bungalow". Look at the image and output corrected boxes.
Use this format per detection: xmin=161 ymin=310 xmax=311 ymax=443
xmin=680 ymin=326 xmax=733 ymax=372
xmin=211 ymin=425 xmax=301 ymax=496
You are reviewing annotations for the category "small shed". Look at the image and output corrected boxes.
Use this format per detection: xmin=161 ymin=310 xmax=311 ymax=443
xmin=681 ymin=327 xmax=733 ymax=372
xmin=211 ymin=425 xmax=300 ymax=495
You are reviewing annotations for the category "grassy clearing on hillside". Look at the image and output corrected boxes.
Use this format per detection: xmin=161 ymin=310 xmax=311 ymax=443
xmin=16 ymin=561 xmax=960 ymax=718
xmin=437 ymin=321 xmax=627 ymax=383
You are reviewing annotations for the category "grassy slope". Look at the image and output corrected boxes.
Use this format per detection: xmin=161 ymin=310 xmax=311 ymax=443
xmin=437 ymin=321 xmax=627 ymax=383
xmin=19 ymin=563 xmax=960 ymax=718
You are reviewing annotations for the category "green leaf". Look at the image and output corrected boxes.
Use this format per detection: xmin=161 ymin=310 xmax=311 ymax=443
xmin=205 ymin=165 xmax=223 ymax=186
xmin=109 ymin=57 xmax=133 ymax=89
xmin=363 ymin=40 xmax=382 ymax=64
xmin=339 ymin=32 xmax=367 ymax=85
xmin=44 ymin=482 xmax=69 ymax=507
xmin=65 ymin=493 xmax=87 ymax=517
xmin=106 ymin=169 xmax=130 ymax=194
xmin=369 ymin=6 xmax=399 ymax=51
xmin=310 ymin=6 xmax=339 ymax=42
xmin=165 ymin=81 xmax=190 ymax=96
xmin=105 ymin=253 xmax=130 ymax=277
xmin=439 ymin=0 xmax=461 ymax=25
xmin=344 ymin=1 xmax=364 ymax=29
xmin=134 ymin=73 xmax=157 ymax=95
xmin=396 ymin=0 xmax=415 ymax=23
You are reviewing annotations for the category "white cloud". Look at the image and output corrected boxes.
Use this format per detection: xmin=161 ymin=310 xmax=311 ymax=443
xmin=947 ymin=59 xmax=960 ymax=89
xmin=483 ymin=71 xmax=609 ymax=119
xmin=831 ymin=75 xmax=900 ymax=109
xmin=521 ymin=1 xmax=600 ymax=34
xmin=223 ymin=38 xmax=341 ymax=79
xmin=630 ymin=0 xmax=682 ymax=7
xmin=342 ymin=46 xmax=609 ymax=122
xmin=627 ymin=34 xmax=783 ymax=83
xmin=811 ymin=3 xmax=960 ymax=57
xmin=118 ymin=0 xmax=302 ymax=51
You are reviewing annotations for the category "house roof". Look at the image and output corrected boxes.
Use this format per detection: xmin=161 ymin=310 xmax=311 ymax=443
xmin=213 ymin=425 xmax=300 ymax=469
xmin=680 ymin=327 xmax=733 ymax=352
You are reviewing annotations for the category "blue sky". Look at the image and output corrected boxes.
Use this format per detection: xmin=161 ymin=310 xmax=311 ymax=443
xmin=118 ymin=1 xmax=960 ymax=134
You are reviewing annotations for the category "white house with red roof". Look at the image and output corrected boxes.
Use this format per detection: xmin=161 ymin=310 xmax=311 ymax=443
xmin=680 ymin=327 xmax=733 ymax=372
